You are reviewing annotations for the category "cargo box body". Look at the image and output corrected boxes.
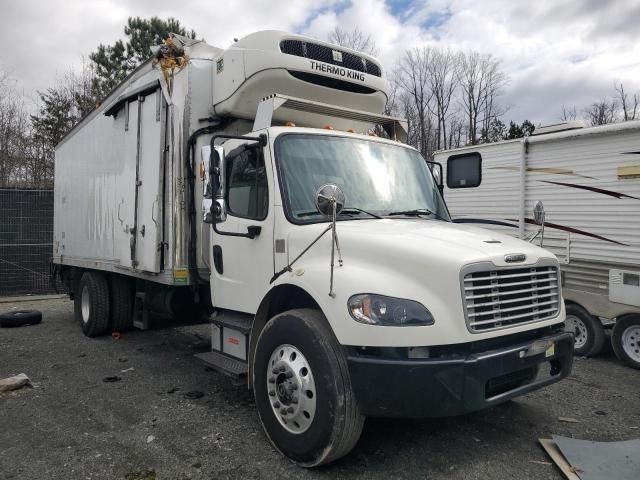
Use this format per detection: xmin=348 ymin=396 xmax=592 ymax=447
xmin=53 ymin=31 xmax=389 ymax=286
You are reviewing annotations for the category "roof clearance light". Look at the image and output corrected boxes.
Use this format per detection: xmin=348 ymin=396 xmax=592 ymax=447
xmin=199 ymin=162 xmax=205 ymax=179
xmin=347 ymin=129 xmax=355 ymax=133
xmin=323 ymin=124 xmax=334 ymax=130
xmin=286 ymin=121 xmax=296 ymax=127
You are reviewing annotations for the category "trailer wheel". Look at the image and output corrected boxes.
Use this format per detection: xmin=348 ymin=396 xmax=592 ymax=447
xmin=108 ymin=275 xmax=133 ymax=332
xmin=253 ymin=309 xmax=364 ymax=467
xmin=564 ymin=304 xmax=605 ymax=357
xmin=611 ymin=316 xmax=640 ymax=369
xmin=75 ymin=272 xmax=110 ymax=337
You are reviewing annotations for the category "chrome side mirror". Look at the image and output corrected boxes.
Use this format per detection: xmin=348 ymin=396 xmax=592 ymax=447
xmin=533 ymin=200 xmax=545 ymax=226
xmin=528 ymin=200 xmax=546 ymax=246
xmin=210 ymin=145 xmax=226 ymax=223
xmin=201 ymin=145 xmax=214 ymax=224
xmin=315 ymin=183 xmax=345 ymax=217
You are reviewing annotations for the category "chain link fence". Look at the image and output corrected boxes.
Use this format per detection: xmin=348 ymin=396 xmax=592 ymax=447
xmin=0 ymin=188 xmax=55 ymax=296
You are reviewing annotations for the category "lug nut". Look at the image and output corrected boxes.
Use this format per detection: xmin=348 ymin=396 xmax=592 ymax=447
xmin=279 ymin=365 xmax=286 ymax=372
xmin=268 ymin=376 xmax=275 ymax=383
xmin=268 ymin=390 xmax=275 ymax=396
xmin=292 ymin=384 xmax=298 ymax=390
xmin=280 ymin=407 xmax=287 ymax=415
xmin=292 ymin=396 xmax=298 ymax=404
xmin=285 ymin=371 xmax=293 ymax=378
xmin=273 ymin=401 xmax=280 ymax=408
xmin=272 ymin=368 xmax=278 ymax=375
xmin=287 ymin=406 xmax=294 ymax=413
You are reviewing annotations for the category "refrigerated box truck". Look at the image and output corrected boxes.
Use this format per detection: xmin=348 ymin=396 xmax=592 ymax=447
xmin=435 ymin=121 xmax=640 ymax=368
xmin=52 ymin=31 xmax=573 ymax=466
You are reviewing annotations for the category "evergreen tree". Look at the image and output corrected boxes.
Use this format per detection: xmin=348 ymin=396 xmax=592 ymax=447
xmin=505 ymin=120 xmax=535 ymax=139
xmin=90 ymin=16 xmax=196 ymax=98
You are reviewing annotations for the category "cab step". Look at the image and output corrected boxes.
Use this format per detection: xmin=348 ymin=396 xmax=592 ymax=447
xmin=195 ymin=351 xmax=248 ymax=378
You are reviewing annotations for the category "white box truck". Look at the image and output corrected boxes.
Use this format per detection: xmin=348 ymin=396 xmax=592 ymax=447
xmin=52 ymin=31 xmax=573 ymax=466
xmin=435 ymin=122 xmax=640 ymax=369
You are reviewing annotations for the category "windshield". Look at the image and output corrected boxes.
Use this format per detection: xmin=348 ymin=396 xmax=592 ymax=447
xmin=275 ymin=134 xmax=450 ymax=223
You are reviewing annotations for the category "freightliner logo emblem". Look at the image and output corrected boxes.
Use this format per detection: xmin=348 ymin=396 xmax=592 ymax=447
xmin=505 ymin=254 xmax=527 ymax=263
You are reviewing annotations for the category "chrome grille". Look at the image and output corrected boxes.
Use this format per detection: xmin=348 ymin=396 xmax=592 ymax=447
xmin=463 ymin=264 xmax=560 ymax=332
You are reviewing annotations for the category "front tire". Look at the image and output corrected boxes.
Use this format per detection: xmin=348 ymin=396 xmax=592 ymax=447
xmin=564 ymin=303 xmax=605 ymax=357
xmin=253 ymin=309 xmax=364 ymax=467
xmin=612 ymin=316 xmax=640 ymax=369
xmin=74 ymin=272 xmax=110 ymax=337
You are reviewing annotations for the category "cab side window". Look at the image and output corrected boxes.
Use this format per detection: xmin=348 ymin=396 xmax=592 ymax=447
xmin=226 ymin=147 xmax=268 ymax=220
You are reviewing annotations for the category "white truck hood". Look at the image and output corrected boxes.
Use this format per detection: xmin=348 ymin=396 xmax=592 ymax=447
xmin=283 ymin=218 xmax=562 ymax=347
xmin=289 ymin=218 xmax=553 ymax=269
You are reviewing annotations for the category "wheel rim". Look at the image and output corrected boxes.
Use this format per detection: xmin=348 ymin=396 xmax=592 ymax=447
xmin=621 ymin=325 xmax=640 ymax=363
xmin=566 ymin=315 xmax=588 ymax=349
xmin=81 ymin=286 xmax=90 ymax=324
xmin=267 ymin=344 xmax=317 ymax=434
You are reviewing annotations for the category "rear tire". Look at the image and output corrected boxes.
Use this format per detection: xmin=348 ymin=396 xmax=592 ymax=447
xmin=75 ymin=272 xmax=110 ymax=337
xmin=611 ymin=316 xmax=640 ymax=369
xmin=564 ymin=304 xmax=605 ymax=357
xmin=108 ymin=275 xmax=133 ymax=332
xmin=253 ymin=308 xmax=364 ymax=467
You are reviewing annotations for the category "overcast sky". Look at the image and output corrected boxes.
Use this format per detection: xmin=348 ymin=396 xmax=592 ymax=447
xmin=2 ymin=0 xmax=640 ymax=124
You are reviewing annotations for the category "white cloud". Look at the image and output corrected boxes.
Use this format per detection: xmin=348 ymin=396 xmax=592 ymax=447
xmin=2 ymin=0 xmax=640 ymax=123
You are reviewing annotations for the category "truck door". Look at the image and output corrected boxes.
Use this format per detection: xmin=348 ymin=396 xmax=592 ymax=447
xmin=120 ymin=90 xmax=165 ymax=273
xmin=210 ymin=139 xmax=274 ymax=313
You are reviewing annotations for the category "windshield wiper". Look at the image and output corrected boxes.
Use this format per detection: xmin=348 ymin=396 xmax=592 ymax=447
xmin=297 ymin=207 xmax=382 ymax=219
xmin=339 ymin=207 xmax=382 ymax=219
xmin=387 ymin=209 xmax=449 ymax=221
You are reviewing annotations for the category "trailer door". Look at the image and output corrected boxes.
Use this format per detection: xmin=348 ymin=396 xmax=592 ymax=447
xmin=133 ymin=90 xmax=165 ymax=273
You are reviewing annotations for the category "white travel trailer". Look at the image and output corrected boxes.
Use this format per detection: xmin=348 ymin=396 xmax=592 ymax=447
xmin=436 ymin=122 xmax=640 ymax=368
xmin=53 ymin=31 xmax=573 ymax=466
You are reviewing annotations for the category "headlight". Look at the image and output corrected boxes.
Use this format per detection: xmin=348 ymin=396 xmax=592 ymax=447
xmin=348 ymin=294 xmax=435 ymax=326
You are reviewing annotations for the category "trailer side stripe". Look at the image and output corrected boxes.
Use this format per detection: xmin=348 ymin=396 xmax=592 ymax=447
xmin=539 ymin=180 xmax=640 ymax=200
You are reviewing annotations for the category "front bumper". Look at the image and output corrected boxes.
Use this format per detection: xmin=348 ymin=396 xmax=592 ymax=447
xmin=346 ymin=329 xmax=573 ymax=418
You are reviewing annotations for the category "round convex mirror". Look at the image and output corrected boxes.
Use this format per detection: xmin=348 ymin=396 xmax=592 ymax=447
xmin=315 ymin=184 xmax=345 ymax=217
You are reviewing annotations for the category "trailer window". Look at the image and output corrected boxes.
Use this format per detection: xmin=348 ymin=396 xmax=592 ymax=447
xmin=447 ymin=153 xmax=481 ymax=188
xmin=225 ymin=147 xmax=268 ymax=220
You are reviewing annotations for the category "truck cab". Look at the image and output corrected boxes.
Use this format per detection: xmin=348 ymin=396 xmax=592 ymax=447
xmin=201 ymin=120 xmax=573 ymax=466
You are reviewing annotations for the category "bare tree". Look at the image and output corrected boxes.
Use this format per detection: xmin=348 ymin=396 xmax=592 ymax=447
xmin=560 ymin=105 xmax=577 ymax=121
xmin=395 ymin=47 xmax=435 ymax=157
xmin=0 ymin=70 xmax=31 ymax=186
xmin=458 ymin=52 xmax=505 ymax=145
xmin=328 ymin=26 xmax=377 ymax=55
xmin=427 ymin=48 xmax=460 ymax=150
xmin=614 ymin=82 xmax=638 ymax=121
xmin=583 ymin=100 xmax=618 ymax=126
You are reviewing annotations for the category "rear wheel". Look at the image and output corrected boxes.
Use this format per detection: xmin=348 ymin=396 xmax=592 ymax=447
xmin=108 ymin=275 xmax=134 ymax=332
xmin=253 ymin=309 xmax=364 ymax=467
xmin=75 ymin=271 xmax=110 ymax=337
xmin=564 ymin=304 xmax=605 ymax=357
xmin=612 ymin=316 xmax=640 ymax=369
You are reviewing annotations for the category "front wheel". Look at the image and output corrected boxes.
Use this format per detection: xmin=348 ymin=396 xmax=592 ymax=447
xmin=253 ymin=309 xmax=364 ymax=467
xmin=612 ymin=316 xmax=640 ymax=369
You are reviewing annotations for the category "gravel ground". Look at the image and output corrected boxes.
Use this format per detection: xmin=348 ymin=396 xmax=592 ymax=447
xmin=1 ymin=297 xmax=639 ymax=480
